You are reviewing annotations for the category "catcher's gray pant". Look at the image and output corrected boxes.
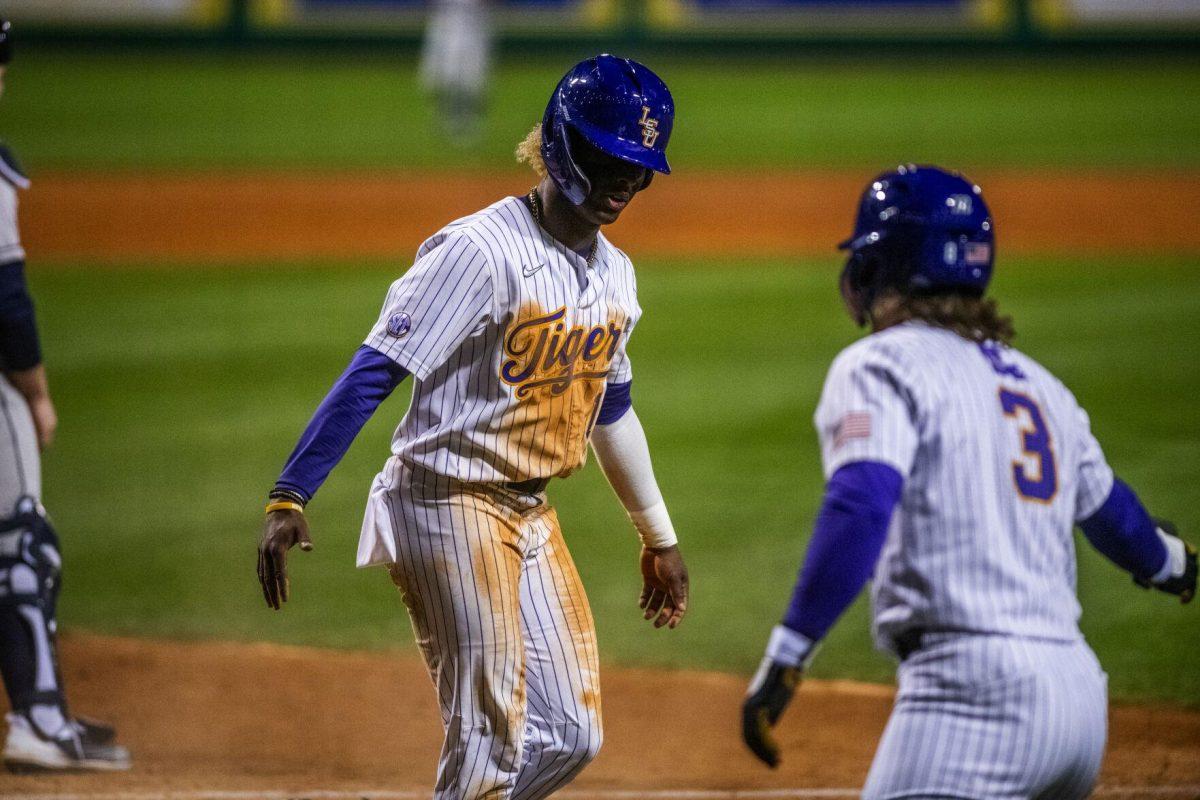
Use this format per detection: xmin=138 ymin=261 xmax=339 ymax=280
xmin=373 ymin=467 xmax=602 ymax=800
xmin=0 ymin=376 xmax=69 ymax=734
xmin=863 ymin=634 xmax=1107 ymax=800
xmin=0 ymin=374 xmax=41 ymax=511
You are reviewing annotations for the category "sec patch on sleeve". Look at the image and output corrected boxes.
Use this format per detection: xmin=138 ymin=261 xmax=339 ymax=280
xmin=386 ymin=312 xmax=412 ymax=338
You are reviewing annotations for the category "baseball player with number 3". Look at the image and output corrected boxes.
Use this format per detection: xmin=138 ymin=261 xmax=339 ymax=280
xmin=741 ymin=165 xmax=1196 ymax=798
xmin=257 ymin=55 xmax=688 ymax=799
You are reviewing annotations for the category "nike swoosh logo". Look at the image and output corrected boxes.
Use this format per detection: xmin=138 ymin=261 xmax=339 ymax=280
xmin=523 ymin=261 xmax=545 ymax=278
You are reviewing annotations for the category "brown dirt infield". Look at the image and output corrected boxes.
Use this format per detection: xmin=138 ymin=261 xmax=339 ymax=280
xmin=0 ymin=633 xmax=1197 ymax=798
xmin=21 ymin=170 xmax=1200 ymax=265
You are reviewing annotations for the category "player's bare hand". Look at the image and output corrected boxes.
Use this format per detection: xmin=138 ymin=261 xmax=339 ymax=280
xmin=6 ymin=365 xmax=57 ymax=450
xmin=639 ymin=544 xmax=689 ymax=629
xmin=28 ymin=394 xmax=57 ymax=451
xmin=257 ymin=509 xmax=313 ymax=610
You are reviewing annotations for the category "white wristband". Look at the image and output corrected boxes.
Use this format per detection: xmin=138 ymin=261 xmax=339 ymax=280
xmin=628 ymin=501 xmax=678 ymax=550
xmin=765 ymin=624 xmax=819 ymax=669
xmin=1151 ymin=528 xmax=1187 ymax=584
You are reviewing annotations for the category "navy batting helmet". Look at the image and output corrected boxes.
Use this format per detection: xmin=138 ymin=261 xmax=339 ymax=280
xmin=0 ymin=19 xmax=12 ymax=65
xmin=541 ymin=54 xmax=674 ymax=206
xmin=839 ymin=165 xmax=995 ymax=322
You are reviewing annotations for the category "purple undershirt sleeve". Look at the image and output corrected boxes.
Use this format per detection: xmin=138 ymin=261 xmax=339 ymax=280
xmin=781 ymin=461 xmax=904 ymax=642
xmin=274 ymin=345 xmax=409 ymax=503
xmin=596 ymin=380 xmax=632 ymax=426
xmin=1078 ymin=477 xmax=1167 ymax=580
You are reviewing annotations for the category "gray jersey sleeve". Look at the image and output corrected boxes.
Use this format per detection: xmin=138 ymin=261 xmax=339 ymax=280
xmin=1072 ymin=403 xmax=1115 ymax=522
xmin=814 ymin=342 xmax=920 ymax=480
xmin=0 ymin=181 xmax=25 ymax=265
xmin=365 ymin=233 xmax=495 ymax=381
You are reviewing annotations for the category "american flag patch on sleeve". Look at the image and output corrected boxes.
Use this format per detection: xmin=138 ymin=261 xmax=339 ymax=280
xmin=833 ymin=412 xmax=872 ymax=449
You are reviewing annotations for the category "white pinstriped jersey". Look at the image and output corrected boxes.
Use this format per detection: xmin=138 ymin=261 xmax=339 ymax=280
xmin=814 ymin=321 xmax=1115 ymax=652
xmin=365 ymin=196 xmax=640 ymax=484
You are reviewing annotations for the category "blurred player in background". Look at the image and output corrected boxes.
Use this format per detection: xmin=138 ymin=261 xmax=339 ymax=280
xmin=258 ymin=55 xmax=688 ymax=798
xmin=421 ymin=0 xmax=492 ymax=144
xmin=0 ymin=19 xmax=131 ymax=772
xmin=741 ymin=165 xmax=1196 ymax=798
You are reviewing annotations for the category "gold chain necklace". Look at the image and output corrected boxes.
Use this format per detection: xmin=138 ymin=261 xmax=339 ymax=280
xmin=528 ymin=188 xmax=598 ymax=268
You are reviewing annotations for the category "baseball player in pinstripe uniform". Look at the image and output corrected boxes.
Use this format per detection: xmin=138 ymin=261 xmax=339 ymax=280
xmin=741 ymin=165 xmax=1196 ymax=798
xmin=258 ymin=55 xmax=689 ymax=799
xmin=0 ymin=18 xmax=131 ymax=772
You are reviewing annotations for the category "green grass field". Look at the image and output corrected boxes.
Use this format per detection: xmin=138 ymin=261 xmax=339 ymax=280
xmin=4 ymin=50 xmax=1200 ymax=170
xmin=6 ymin=48 xmax=1198 ymax=707
xmin=31 ymin=255 xmax=1200 ymax=704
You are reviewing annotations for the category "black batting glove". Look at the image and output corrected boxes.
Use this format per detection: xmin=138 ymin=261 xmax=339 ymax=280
xmin=742 ymin=658 xmax=803 ymax=769
xmin=741 ymin=626 xmax=817 ymax=769
xmin=1133 ymin=519 xmax=1197 ymax=604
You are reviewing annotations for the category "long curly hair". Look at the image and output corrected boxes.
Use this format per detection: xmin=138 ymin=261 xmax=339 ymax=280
xmin=890 ymin=293 xmax=1016 ymax=345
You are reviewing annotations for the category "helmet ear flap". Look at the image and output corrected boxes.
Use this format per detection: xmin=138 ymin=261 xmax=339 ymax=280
xmin=558 ymin=123 xmax=592 ymax=203
xmin=840 ymin=252 xmax=871 ymax=327
xmin=541 ymin=106 xmax=592 ymax=206
xmin=841 ymin=247 xmax=895 ymax=327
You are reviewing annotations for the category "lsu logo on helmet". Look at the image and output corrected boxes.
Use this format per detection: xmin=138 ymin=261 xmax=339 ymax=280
xmin=638 ymin=106 xmax=660 ymax=148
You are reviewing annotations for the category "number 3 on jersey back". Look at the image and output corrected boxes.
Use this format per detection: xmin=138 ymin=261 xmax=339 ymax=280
xmin=998 ymin=389 xmax=1058 ymax=503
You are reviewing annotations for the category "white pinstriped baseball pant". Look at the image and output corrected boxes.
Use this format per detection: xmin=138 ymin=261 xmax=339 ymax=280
xmin=863 ymin=634 xmax=1108 ymax=800
xmin=380 ymin=471 xmax=602 ymax=800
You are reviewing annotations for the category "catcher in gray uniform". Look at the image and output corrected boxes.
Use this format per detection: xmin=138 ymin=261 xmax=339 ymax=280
xmin=0 ymin=19 xmax=130 ymax=772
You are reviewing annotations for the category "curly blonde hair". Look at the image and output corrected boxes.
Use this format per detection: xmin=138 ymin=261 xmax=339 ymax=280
xmin=515 ymin=123 xmax=547 ymax=178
